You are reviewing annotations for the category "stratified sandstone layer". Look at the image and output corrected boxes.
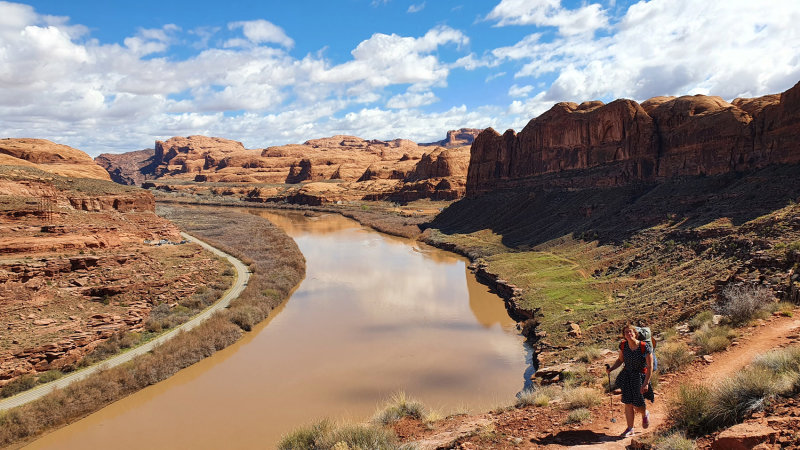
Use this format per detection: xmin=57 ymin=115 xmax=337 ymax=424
xmin=95 ymin=148 xmax=156 ymax=186
xmin=467 ymin=81 xmax=800 ymax=194
xmin=0 ymin=139 xmax=112 ymax=181
xmin=421 ymin=128 xmax=483 ymax=148
xmin=106 ymin=130 xmax=477 ymax=203
xmin=0 ymin=150 xmax=226 ymax=385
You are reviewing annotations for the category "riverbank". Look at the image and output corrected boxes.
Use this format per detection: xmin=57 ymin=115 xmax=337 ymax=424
xmin=0 ymin=206 xmax=305 ymax=448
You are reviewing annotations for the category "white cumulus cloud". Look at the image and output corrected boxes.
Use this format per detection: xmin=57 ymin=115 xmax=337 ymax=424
xmin=228 ymin=19 xmax=294 ymax=48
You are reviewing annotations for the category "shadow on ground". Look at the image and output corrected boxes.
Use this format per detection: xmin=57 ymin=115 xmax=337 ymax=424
xmin=429 ymin=164 xmax=800 ymax=248
xmin=532 ymin=429 xmax=626 ymax=446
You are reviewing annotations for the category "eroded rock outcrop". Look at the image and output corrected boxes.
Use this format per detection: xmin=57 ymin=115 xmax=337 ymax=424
xmin=105 ymin=130 xmax=480 ymax=203
xmin=0 ymin=139 xmax=112 ymax=181
xmin=95 ymin=149 xmax=156 ymax=186
xmin=421 ymin=128 xmax=483 ymax=148
xmin=467 ymin=81 xmax=800 ymax=195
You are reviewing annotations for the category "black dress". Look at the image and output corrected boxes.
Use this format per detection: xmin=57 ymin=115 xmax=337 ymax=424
xmin=615 ymin=340 xmax=654 ymax=408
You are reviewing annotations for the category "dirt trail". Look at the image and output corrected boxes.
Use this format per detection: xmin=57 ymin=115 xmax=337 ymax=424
xmin=567 ymin=313 xmax=800 ymax=449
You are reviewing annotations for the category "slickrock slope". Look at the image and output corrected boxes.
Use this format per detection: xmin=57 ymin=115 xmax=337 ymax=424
xmin=0 ymin=139 xmax=112 ymax=181
xmin=468 ymin=81 xmax=800 ymax=194
xmin=0 ymin=159 xmax=229 ymax=388
xmin=108 ymin=131 xmax=476 ymax=204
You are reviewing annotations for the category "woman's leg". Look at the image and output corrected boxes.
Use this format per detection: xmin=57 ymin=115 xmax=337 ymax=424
xmin=625 ymin=404 xmax=635 ymax=428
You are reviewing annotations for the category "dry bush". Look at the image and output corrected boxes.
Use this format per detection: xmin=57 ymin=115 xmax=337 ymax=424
xmin=653 ymin=431 xmax=695 ymax=450
xmin=692 ymin=324 xmax=736 ymax=355
xmin=718 ymin=284 xmax=774 ymax=326
xmin=564 ymin=408 xmax=591 ymax=424
xmin=688 ymin=310 xmax=714 ymax=331
xmin=372 ymin=392 xmax=426 ymax=425
xmin=561 ymin=386 xmax=602 ymax=410
xmin=669 ymin=383 xmax=712 ymax=434
xmin=277 ymin=419 xmax=399 ymax=450
xmin=516 ymin=385 xmax=560 ymax=408
xmin=577 ymin=346 xmax=602 ymax=363
xmin=658 ymin=342 xmax=695 ymax=373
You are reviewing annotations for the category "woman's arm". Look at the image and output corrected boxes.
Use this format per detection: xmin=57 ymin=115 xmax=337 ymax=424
xmin=641 ymin=353 xmax=654 ymax=393
xmin=607 ymin=347 xmax=624 ymax=372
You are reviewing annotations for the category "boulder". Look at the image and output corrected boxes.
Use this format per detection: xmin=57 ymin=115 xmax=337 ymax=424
xmin=712 ymin=423 xmax=778 ymax=450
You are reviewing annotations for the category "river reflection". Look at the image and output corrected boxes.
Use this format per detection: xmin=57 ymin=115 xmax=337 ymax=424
xmin=28 ymin=209 xmax=528 ymax=450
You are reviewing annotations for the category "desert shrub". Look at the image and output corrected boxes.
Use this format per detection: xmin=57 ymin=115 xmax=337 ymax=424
xmin=327 ymin=423 xmax=398 ymax=450
xmin=752 ymin=346 xmax=800 ymax=375
xmin=561 ymin=365 xmax=592 ymax=387
xmin=561 ymin=387 xmax=602 ymax=410
xmin=278 ymin=419 xmax=398 ymax=450
xmin=717 ymin=284 xmax=774 ymax=326
xmin=36 ymin=370 xmax=63 ymax=384
xmin=688 ymin=310 xmax=714 ymax=331
xmin=0 ymin=375 xmax=38 ymax=398
xmin=706 ymin=367 xmax=780 ymax=430
xmin=278 ymin=419 xmax=334 ymax=450
xmin=516 ymin=385 xmax=560 ymax=407
xmin=660 ymin=328 xmax=678 ymax=343
xmin=228 ymin=305 xmax=261 ymax=331
xmin=692 ymin=325 xmax=736 ymax=355
xmin=669 ymin=383 xmax=712 ymax=434
xmin=372 ymin=392 xmax=425 ymax=425
xmin=658 ymin=342 xmax=695 ymax=373
xmin=770 ymin=301 xmax=796 ymax=317
xmin=577 ymin=346 xmax=602 ymax=363
xmin=564 ymin=408 xmax=591 ymax=424
xmin=653 ymin=431 xmax=695 ymax=450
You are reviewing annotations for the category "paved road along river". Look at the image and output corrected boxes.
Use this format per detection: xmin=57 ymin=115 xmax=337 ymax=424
xmin=28 ymin=209 xmax=530 ymax=449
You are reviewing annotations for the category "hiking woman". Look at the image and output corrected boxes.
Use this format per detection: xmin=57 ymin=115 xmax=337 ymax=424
xmin=605 ymin=324 xmax=654 ymax=437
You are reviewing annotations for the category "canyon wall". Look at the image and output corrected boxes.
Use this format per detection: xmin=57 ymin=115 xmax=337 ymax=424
xmin=467 ymin=81 xmax=800 ymax=194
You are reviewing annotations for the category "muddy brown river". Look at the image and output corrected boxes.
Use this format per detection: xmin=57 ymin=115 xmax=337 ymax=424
xmin=28 ymin=210 xmax=530 ymax=449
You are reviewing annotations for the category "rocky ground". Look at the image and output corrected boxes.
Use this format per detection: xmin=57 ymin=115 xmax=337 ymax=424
xmin=0 ymin=164 xmax=230 ymax=390
xmin=390 ymin=312 xmax=800 ymax=449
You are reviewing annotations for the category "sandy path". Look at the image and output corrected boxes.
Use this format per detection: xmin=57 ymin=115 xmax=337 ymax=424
xmin=0 ymin=232 xmax=250 ymax=412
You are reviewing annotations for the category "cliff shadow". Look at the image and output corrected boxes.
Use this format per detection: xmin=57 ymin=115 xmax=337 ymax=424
xmin=429 ymin=164 xmax=800 ymax=249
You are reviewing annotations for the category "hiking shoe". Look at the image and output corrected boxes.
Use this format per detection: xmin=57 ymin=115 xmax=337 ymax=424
xmin=620 ymin=427 xmax=635 ymax=437
xmin=643 ymin=411 xmax=650 ymax=429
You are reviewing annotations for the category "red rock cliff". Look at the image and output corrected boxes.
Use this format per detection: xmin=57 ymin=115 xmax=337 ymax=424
xmin=467 ymin=81 xmax=800 ymax=195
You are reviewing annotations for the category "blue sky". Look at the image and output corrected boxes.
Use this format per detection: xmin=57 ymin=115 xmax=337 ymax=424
xmin=1 ymin=0 xmax=799 ymax=155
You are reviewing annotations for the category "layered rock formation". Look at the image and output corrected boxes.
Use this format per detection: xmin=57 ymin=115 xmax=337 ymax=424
xmin=95 ymin=149 xmax=156 ymax=186
xmin=421 ymin=128 xmax=483 ymax=148
xmin=468 ymin=81 xmax=800 ymax=194
xmin=0 ymin=144 xmax=224 ymax=386
xmin=0 ymin=139 xmax=112 ymax=181
xmin=105 ymin=130 xmax=477 ymax=203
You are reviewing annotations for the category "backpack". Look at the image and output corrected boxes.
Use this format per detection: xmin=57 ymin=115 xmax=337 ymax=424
xmin=620 ymin=326 xmax=659 ymax=373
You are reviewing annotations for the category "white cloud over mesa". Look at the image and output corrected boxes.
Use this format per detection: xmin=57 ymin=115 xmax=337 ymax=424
xmin=0 ymin=1 xmax=481 ymax=154
xmin=486 ymin=0 xmax=800 ymax=125
xmin=0 ymin=0 xmax=799 ymax=156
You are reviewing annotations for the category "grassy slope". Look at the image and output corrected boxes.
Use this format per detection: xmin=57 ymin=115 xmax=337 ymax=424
xmin=426 ymin=164 xmax=800 ymax=353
